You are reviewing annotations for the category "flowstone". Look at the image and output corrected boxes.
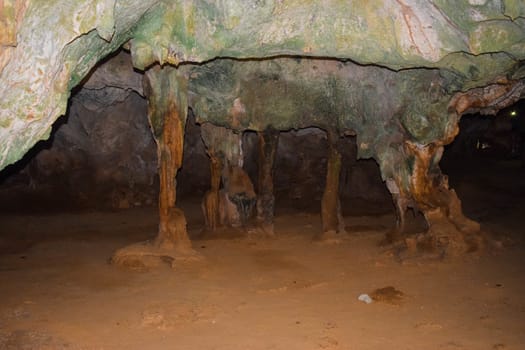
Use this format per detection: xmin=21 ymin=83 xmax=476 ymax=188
xmin=200 ymin=123 xmax=256 ymax=232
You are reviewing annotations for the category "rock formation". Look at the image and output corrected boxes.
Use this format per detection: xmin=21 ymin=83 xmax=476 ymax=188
xmin=2 ymin=0 xmax=525 ymax=265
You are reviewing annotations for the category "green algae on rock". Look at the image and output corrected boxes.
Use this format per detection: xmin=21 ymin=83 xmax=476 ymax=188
xmin=1 ymin=0 xmax=525 ymax=171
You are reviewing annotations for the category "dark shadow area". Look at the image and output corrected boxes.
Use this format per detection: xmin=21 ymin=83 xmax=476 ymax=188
xmin=441 ymin=98 xmax=525 ymax=243
xmin=0 ymin=110 xmax=76 ymax=213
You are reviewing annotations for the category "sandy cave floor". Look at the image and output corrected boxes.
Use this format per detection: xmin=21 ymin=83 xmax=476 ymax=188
xmin=0 ymin=159 xmax=525 ymax=350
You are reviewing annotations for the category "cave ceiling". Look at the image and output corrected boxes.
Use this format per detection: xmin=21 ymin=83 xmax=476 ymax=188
xmin=1 ymin=0 xmax=525 ymax=170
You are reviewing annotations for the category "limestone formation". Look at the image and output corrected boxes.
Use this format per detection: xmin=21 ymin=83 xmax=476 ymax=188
xmin=256 ymin=127 xmax=279 ymax=235
xmin=320 ymin=130 xmax=345 ymax=236
xmin=112 ymin=64 xmax=197 ymax=268
xmin=200 ymin=122 xmax=256 ymax=231
xmin=2 ymin=1 xmax=525 ymax=171
xmin=2 ymin=1 xmax=525 ymax=263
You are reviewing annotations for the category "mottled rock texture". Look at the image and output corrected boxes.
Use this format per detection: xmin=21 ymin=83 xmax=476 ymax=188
xmin=4 ymin=51 xmax=157 ymax=209
xmin=1 ymin=0 xmax=525 ymax=171
xmin=2 ymin=52 xmax=392 ymax=211
xmin=2 ymin=0 xmax=525 ymax=258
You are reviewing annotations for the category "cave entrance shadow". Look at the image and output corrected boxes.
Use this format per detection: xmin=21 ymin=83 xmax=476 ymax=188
xmin=441 ymin=99 xmax=525 ymax=238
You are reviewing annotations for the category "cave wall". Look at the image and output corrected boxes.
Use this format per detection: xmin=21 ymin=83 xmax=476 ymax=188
xmin=243 ymin=127 xmax=391 ymax=213
xmin=0 ymin=52 xmax=156 ymax=209
xmin=1 ymin=87 xmax=157 ymax=210
xmin=1 ymin=102 xmax=389 ymax=212
xmin=0 ymin=51 xmax=392 ymax=211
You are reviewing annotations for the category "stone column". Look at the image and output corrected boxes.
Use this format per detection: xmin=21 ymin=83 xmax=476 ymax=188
xmin=202 ymin=150 xmax=223 ymax=231
xmin=384 ymin=177 xmax=413 ymax=242
xmin=112 ymin=65 xmax=195 ymax=269
xmin=256 ymin=127 xmax=279 ymax=235
xmin=321 ymin=130 xmax=345 ymax=235
xmin=200 ymin=123 xmax=256 ymax=230
xmin=153 ymin=109 xmax=190 ymax=249
xmin=404 ymin=141 xmax=481 ymax=255
xmin=146 ymin=65 xmax=191 ymax=251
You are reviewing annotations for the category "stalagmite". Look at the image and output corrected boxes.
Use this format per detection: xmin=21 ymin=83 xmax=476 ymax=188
xmin=385 ymin=177 xmax=417 ymax=242
xmin=200 ymin=123 xmax=256 ymax=231
xmin=221 ymin=163 xmax=256 ymax=227
xmin=404 ymin=141 xmax=481 ymax=255
xmin=256 ymin=127 xmax=279 ymax=235
xmin=202 ymin=151 xmax=223 ymax=231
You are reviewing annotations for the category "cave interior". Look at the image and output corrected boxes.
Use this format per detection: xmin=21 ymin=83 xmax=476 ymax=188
xmin=2 ymin=50 xmax=524 ymax=261
xmin=1 ymin=1 xmax=525 ymax=348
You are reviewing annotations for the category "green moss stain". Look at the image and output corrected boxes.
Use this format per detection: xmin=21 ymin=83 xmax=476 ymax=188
xmin=469 ymin=20 xmax=525 ymax=55
xmin=145 ymin=65 xmax=188 ymax=139
xmin=3 ymin=0 xmax=525 ymax=173
xmin=504 ymin=0 xmax=525 ymax=19
xmin=0 ymin=117 xmax=12 ymax=128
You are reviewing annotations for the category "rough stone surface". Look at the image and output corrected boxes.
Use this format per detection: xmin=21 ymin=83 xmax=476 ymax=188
xmin=1 ymin=0 xmax=525 ymax=171
xmin=0 ymin=0 xmax=157 ymax=169
xmin=2 ymin=0 xmax=525 ymax=256
xmin=188 ymin=58 xmax=453 ymax=194
xmin=0 ymin=51 xmax=156 ymax=209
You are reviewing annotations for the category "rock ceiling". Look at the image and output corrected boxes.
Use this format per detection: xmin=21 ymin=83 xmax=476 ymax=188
xmin=1 ymin=0 xmax=525 ymax=170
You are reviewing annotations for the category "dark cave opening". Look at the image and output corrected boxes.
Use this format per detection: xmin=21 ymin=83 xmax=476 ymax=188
xmin=441 ymin=98 xmax=525 ymax=231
